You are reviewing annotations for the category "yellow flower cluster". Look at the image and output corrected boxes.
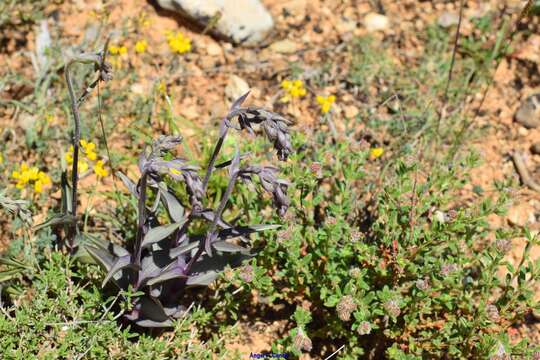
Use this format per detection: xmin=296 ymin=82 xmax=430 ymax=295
xmin=65 ymin=140 xmax=108 ymax=178
xmin=11 ymin=163 xmax=51 ymax=193
xmin=135 ymin=40 xmax=148 ymax=54
xmin=370 ymin=147 xmax=384 ymax=160
xmin=94 ymin=160 xmax=108 ymax=177
xmin=316 ymin=95 xmax=336 ymax=114
xmin=108 ymin=45 xmax=127 ymax=55
xmin=108 ymin=45 xmax=128 ymax=69
xmin=166 ymin=32 xmax=192 ymax=54
xmin=280 ymin=80 xmax=307 ymax=103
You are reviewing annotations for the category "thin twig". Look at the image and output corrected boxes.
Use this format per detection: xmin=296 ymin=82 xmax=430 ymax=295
xmin=511 ymin=151 xmax=540 ymax=193
xmin=437 ymin=0 xmax=465 ymax=133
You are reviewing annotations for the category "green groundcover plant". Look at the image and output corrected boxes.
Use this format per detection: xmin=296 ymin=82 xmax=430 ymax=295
xmin=228 ymin=141 xmax=540 ymax=359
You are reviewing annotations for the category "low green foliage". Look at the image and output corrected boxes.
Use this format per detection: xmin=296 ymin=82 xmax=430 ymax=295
xmin=0 ymin=252 xmax=236 ymax=359
xmin=236 ymin=141 xmax=540 ymax=358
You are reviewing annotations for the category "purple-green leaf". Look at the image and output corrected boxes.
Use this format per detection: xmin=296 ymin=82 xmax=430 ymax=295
xmin=102 ymin=255 xmax=138 ymax=288
xmin=212 ymin=240 xmax=249 ymax=253
xmin=141 ymin=221 xmax=185 ymax=249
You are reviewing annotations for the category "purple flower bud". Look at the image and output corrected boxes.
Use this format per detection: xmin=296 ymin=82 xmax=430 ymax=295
xmin=357 ymin=321 xmax=372 ymax=335
xmin=336 ymin=295 xmax=357 ymax=321
xmin=293 ymin=329 xmax=312 ymax=352
xmin=415 ymin=278 xmax=430 ymax=291
xmin=239 ymin=265 xmax=254 ymax=283
xmin=440 ymin=263 xmax=458 ymax=277
xmin=384 ymin=299 xmax=401 ymax=318
xmin=495 ymin=239 xmax=512 ymax=254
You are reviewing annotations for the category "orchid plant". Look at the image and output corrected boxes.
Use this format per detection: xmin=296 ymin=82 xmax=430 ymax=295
xmin=44 ymin=42 xmax=294 ymax=327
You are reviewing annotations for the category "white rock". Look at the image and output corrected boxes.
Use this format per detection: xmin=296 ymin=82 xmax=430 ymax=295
xmin=225 ymin=75 xmax=250 ymax=101
xmin=363 ymin=13 xmax=389 ymax=32
xmin=157 ymin=0 xmax=274 ymax=46
xmin=437 ymin=11 xmax=460 ymax=28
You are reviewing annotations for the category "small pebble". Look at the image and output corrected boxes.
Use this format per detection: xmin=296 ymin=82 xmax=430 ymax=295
xmin=437 ymin=11 xmax=460 ymax=28
xmin=531 ymin=142 xmax=540 ymax=155
xmin=515 ymin=94 xmax=540 ymax=129
xmin=363 ymin=13 xmax=389 ymax=32
xmin=269 ymin=39 xmax=299 ymax=54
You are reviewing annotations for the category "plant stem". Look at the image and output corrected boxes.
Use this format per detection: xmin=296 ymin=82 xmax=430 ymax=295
xmin=83 ymin=179 xmax=98 ymax=232
xmin=133 ymin=171 xmax=148 ymax=268
xmin=185 ymin=170 xmax=238 ymax=274
xmin=202 ymin=121 xmax=228 ymax=192
xmin=65 ymin=59 xmax=83 ymax=251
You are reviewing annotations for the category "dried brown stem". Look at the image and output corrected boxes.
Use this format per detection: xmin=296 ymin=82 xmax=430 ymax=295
xmin=511 ymin=151 xmax=540 ymax=193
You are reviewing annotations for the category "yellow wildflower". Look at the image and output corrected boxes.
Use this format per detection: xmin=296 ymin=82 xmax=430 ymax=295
xmin=316 ymin=95 xmax=336 ymax=114
xmin=38 ymin=171 xmax=51 ymax=185
xmin=34 ymin=180 xmax=43 ymax=193
xmin=78 ymin=160 xmax=89 ymax=173
xmin=280 ymin=79 xmax=306 ymax=103
xmin=170 ymin=168 xmax=181 ymax=175
xmin=166 ymin=32 xmax=191 ymax=54
xmin=81 ymin=140 xmax=98 ymax=161
xmin=34 ymin=172 xmax=51 ymax=193
xmin=86 ymin=151 xmax=97 ymax=161
xmin=11 ymin=163 xmax=51 ymax=193
xmin=45 ymin=114 xmax=55 ymax=124
xmin=108 ymin=45 xmax=127 ymax=69
xmin=65 ymin=146 xmax=74 ymax=164
xmin=65 ymin=141 xmax=107 ymax=178
xmin=135 ymin=40 xmax=148 ymax=54
xmin=158 ymin=81 xmax=167 ymax=95
xmin=94 ymin=160 xmax=108 ymax=177
xmin=80 ymin=140 xmax=95 ymax=152
xmin=0 ymin=153 xmax=3 ymax=164
xmin=109 ymin=45 xmax=127 ymax=55
xmin=370 ymin=147 xmax=384 ymax=160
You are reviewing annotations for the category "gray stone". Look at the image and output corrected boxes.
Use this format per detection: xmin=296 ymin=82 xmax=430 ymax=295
xmin=157 ymin=0 xmax=274 ymax=46
xmin=515 ymin=94 xmax=540 ymax=129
